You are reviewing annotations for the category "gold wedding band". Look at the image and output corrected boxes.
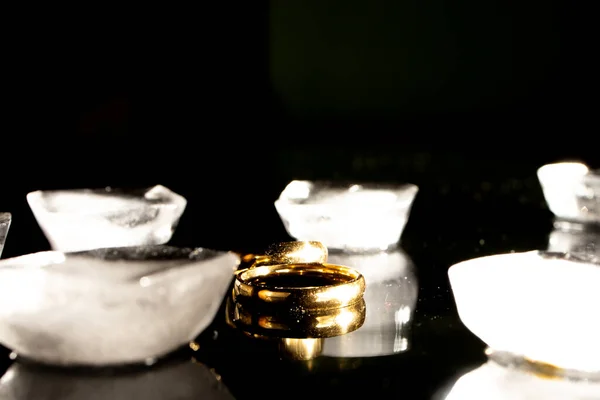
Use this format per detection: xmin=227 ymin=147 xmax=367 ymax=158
xmin=238 ymin=241 xmax=329 ymax=268
xmin=227 ymin=241 xmax=366 ymax=361
xmin=226 ymin=297 xmax=366 ymax=338
xmin=233 ymin=262 xmax=366 ymax=311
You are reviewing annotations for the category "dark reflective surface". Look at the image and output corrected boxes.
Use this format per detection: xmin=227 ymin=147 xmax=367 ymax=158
xmin=0 ymin=355 xmax=234 ymax=400
xmin=1 ymin=0 xmax=595 ymax=394
xmin=2 ymin=158 xmax=598 ymax=399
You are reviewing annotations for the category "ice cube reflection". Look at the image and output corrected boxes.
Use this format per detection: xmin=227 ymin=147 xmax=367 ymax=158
xmin=0 ymin=359 xmax=235 ymax=400
xmin=322 ymin=249 xmax=418 ymax=358
xmin=0 ymin=213 xmax=11 ymax=258
xmin=548 ymin=227 xmax=600 ymax=264
xmin=444 ymin=359 xmax=600 ymax=400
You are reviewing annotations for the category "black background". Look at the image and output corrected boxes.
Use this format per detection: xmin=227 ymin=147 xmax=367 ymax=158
xmin=2 ymin=1 xmax=596 ymax=258
xmin=1 ymin=2 xmax=597 ymax=399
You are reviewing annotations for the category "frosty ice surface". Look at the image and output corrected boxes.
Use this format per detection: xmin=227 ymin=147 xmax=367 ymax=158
xmin=538 ymin=162 xmax=600 ymax=227
xmin=0 ymin=245 xmax=240 ymax=366
xmin=448 ymin=251 xmax=600 ymax=373
xmin=275 ymin=181 xmax=418 ymax=252
xmin=27 ymin=185 xmax=187 ymax=252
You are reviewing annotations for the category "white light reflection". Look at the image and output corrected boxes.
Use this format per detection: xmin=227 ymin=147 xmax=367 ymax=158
xmin=393 ymin=305 xmax=412 ymax=352
xmin=321 ymin=249 xmax=418 ymax=358
xmin=279 ymin=180 xmax=312 ymax=200
xmin=444 ymin=361 xmax=600 ymax=400
xmin=314 ymin=284 xmax=362 ymax=305
xmin=284 ymin=243 xmax=327 ymax=265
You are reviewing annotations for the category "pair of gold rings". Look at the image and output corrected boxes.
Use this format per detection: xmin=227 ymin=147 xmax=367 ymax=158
xmin=233 ymin=241 xmax=366 ymax=311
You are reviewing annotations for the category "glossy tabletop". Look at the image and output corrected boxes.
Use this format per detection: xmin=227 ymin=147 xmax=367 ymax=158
xmin=0 ymin=150 xmax=596 ymax=399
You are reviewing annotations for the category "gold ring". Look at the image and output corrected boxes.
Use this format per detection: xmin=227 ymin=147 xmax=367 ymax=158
xmin=232 ymin=262 xmax=366 ymax=311
xmin=226 ymin=297 xmax=366 ymax=338
xmin=237 ymin=241 xmax=329 ymax=269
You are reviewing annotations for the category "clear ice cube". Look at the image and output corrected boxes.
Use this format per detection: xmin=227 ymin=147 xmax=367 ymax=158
xmin=537 ymin=162 xmax=600 ymax=226
xmin=0 ymin=245 xmax=240 ymax=367
xmin=448 ymin=251 xmax=600 ymax=373
xmin=27 ymin=185 xmax=187 ymax=252
xmin=275 ymin=181 xmax=419 ymax=252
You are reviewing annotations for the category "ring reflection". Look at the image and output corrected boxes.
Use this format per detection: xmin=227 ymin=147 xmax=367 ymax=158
xmin=226 ymin=298 xmax=366 ymax=360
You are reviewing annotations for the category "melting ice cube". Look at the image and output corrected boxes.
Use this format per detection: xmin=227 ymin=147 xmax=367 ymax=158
xmin=27 ymin=185 xmax=186 ymax=252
